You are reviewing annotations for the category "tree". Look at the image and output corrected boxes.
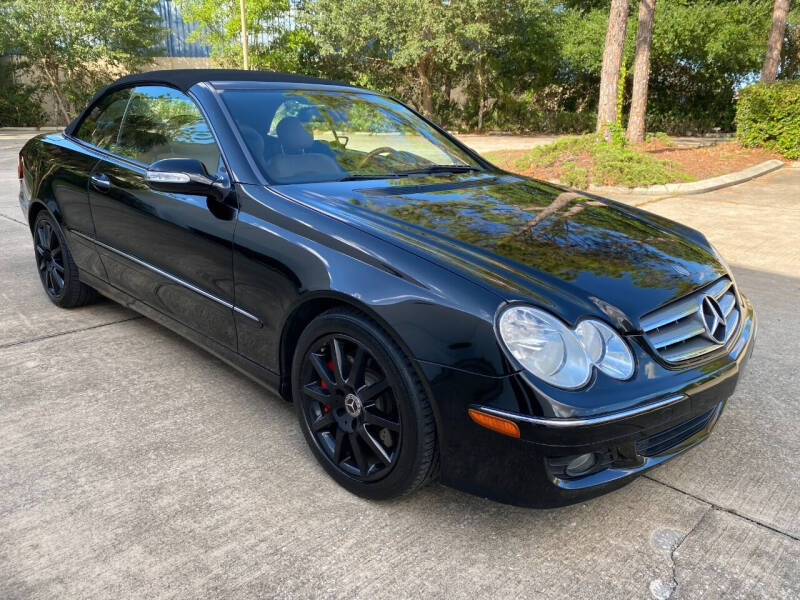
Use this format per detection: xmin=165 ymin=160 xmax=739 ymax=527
xmin=596 ymin=0 xmax=630 ymax=139
xmin=1 ymin=0 xmax=164 ymax=125
xmin=561 ymin=1 xmax=774 ymax=134
xmin=627 ymin=0 xmax=656 ymax=143
xmin=306 ymin=0 xmax=557 ymax=126
xmin=761 ymin=0 xmax=791 ymax=81
xmin=307 ymin=0 xmax=456 ymax=118
xmin=177 ymin=0 xmax=304 ymax=71
xmin=451 ymin=0 xmax=557 ymax=131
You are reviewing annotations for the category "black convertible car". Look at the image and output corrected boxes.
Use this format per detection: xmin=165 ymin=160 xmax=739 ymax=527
xmin=18 ymin=70 xmax=755 ymax=507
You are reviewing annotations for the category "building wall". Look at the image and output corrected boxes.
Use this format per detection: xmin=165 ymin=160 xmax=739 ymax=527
xmin=156 ymin=0 xmax=211 ymax=58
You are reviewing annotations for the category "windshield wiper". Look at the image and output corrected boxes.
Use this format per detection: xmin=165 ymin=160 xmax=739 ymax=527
xmin=336 ymin=165 xmax=482 ymax=181
xmin=336 ymin=173 xmax=404 ymax=181
xmin=396 ymin=164 xmax=483 ymax=176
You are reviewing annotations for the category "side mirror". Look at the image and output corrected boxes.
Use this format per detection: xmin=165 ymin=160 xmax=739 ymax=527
xmin=145 ymin=158 xmax=229 ymax=201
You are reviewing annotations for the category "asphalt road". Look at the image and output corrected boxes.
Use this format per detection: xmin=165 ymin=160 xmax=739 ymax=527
xmin=1 ymin=131 xmax=799 ymax=599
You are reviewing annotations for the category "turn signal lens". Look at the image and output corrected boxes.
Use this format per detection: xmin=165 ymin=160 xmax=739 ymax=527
xmin=468 ymin=408 xmax=520 ymax=438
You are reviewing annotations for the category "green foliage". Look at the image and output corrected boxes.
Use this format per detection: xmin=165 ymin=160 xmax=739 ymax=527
xmin=645 ymin=131 xmax=672 ymax=144
xmin=554 ymin=0 xmax=774 ymax=134
xmin=561 ymin=161 xmax=589 ymax=188
xmin=736 ymin=81 xmax=800 ymax=159
xmin=175 ymin=0 xmax=323 ymax=74
xmin=514 ymin=134 xmax=694 ymax=189
xmin=0 ymin=63 xmax=47 ymax=127
xmin=169 ymin=0 xmax=786 ymax=135
xmin=0 ymin=0 xmax=165 ymax=124
xmin=609 ymin=62 xmax=627 ymax=148
xmin=302 ymin=0 xmax=560 ymax=126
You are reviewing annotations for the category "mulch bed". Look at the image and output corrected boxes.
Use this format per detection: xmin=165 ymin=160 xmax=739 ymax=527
xmin=487 ymin=141 xmax=785 ymax=185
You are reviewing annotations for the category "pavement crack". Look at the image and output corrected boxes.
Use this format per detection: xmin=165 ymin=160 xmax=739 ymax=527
xmin=644 ymin=474 xmax=800 ymax=543
xmin=665 ymin=505 xmax=713 ymax=599
xmin=0 ymin=316 xmax=143 ymax=350
xmin=0 ymin=213 xmax=27 ymax=227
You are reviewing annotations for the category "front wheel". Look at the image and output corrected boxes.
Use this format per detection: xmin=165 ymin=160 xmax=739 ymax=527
xmin=292 ymin=307 xmax=438 ymax=500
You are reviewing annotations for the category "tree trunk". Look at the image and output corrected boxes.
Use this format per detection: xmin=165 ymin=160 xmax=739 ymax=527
xmin=417 ymin=54 xmax=434 ymax=117
xmin=41 ymin=60 xmax=71 ymax=126
xmin=596 ymin=0 xmax=630 ymax=140
xmin=476 ymin=65 xmax=487 ymax=132
xmin=627 ymin=0 xmax=656 ymax=143
xmin=761 ymin=0 xmax=791 ymax=82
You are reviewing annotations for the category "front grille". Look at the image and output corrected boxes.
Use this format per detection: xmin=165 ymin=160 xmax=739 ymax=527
xmin=640 ymin=277 xmax=740 ymax=363
xmin=635 ymin=407 xmax=716 ymax=456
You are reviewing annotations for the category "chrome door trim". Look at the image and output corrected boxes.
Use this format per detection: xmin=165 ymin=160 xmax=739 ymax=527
xmin=71 ymin=229 xmax=261 ymax=326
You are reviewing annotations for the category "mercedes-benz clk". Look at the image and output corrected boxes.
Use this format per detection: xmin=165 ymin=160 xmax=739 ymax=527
xmin=17 ymin=70 xmax=756 ymax=506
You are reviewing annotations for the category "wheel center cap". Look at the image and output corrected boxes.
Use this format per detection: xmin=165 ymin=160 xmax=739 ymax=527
xmin=344 ymin=393 xmax=363 ymax=418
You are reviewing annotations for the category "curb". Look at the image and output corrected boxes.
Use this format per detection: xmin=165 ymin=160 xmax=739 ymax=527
xmin=0 ymin=127 xmax=62 ymax=132
xmin=589 ymin=159 xmax=785 ymax=196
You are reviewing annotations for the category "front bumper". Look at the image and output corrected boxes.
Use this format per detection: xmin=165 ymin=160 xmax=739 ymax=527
xmin=420 ymin=295 xmax=756 ymax=507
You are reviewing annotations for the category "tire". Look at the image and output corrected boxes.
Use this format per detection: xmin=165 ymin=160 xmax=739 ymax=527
xmin=292 ymin=307 xmax=438 ymax=500
xmin=32 ymin=211 xmax=96 ymax=308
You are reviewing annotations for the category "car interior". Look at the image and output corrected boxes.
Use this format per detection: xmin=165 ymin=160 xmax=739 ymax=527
xmin=236 ymin=113 xmax=345 ymax=183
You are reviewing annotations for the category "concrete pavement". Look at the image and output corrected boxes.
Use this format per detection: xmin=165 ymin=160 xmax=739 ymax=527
xmin=1 ymin=132 xmax=799 ymax=599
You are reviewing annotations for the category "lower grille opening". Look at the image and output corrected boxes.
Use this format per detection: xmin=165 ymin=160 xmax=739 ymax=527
xmin=635 ymin=408 xmax=716 ymax=457
xmin=547 ymin=407 xmax=719 ymax=481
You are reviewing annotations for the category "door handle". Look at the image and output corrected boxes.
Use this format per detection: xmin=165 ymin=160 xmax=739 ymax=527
xmin=90 ymin=173 xmax=111 ymax=192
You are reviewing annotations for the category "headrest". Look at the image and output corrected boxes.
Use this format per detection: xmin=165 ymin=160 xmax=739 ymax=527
xmin=238 ymin=124 xmax=265 ymax=157
xmin=276 ymin=117 xmax=314 ymax=153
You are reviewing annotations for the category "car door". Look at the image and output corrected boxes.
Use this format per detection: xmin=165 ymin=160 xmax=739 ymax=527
xmin=88 ymin=85 xmax=238 ymax=348
xmin=47 ymin=89 xmax=135 ymax=280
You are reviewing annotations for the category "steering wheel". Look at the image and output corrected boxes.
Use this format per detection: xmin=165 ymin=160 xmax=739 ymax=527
xmin=355 ymin=146 xmax=398 ymax=169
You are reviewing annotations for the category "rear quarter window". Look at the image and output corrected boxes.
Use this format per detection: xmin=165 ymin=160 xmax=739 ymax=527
xmin=74 ymin=89 xmax=132 ymax=150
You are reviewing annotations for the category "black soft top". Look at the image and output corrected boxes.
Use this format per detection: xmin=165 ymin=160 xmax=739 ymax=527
xmin=65 ymin=69 xmax=354 ymax=135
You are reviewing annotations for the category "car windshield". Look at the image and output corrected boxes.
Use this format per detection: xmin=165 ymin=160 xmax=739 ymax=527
xmin=218 ymin=88 xmax=482 ymax=184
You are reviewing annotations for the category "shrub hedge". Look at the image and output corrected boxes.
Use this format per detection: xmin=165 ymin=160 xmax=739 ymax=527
xmin=0 ymin=64 xmax=46 ymax=128
xmin=736 ymin=81 xmax=800 ymax=159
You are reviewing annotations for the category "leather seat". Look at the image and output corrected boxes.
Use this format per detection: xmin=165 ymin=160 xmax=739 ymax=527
xmin=265 ymin=117 xmax=342 ymax=183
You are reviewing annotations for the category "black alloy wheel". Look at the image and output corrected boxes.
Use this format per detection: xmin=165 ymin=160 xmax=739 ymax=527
xmin=34 ymin=218 xmax=66 ymax=298
xmin=293 ymin=308 xmax=437 ymax=499
xmin=32 ymin=211 xmax=96 ymax=308
xmin=301 ymin=334 xmax=402 ymax=481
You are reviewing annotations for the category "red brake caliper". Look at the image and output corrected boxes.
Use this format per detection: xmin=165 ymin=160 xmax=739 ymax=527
xmin=320 ymin=359 xmax=334 ymax=413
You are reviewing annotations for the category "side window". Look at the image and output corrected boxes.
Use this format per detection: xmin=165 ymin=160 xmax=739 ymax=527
xmin=116 ymin=86 xmax=221 ymax=173
xmin=74 ymin=89 xmax=132 ymax=149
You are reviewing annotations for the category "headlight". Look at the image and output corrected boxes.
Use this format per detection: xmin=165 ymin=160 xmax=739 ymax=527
xmin=574 ymin=319 xmax=635 ymax=380
xmin=497 ymin=306 xmax=634 ymax=389
xmin=498 ymin=306 xmax=591 ymax=389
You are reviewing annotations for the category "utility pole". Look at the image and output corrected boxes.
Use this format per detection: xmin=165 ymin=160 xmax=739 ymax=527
xmin=239 ymin=0 xmax=249 ymax=70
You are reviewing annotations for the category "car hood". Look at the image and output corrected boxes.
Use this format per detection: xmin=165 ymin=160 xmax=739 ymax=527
xmin=276 ymin=173 xmax=726 ymax=330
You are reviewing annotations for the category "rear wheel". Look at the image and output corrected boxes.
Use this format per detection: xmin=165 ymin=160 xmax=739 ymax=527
xmin=32 ymin=211 xmax=96 ymax=308
xmin=292 ymin=307 xmax=438 ymax=500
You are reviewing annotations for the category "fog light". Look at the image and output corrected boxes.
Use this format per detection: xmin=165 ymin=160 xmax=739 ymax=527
xmin=566 ymin=452 xmax=597 ymax=476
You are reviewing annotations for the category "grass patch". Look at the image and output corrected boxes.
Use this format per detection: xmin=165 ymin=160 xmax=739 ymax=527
xmin=508 ymin=134 xmax=694 ymax=189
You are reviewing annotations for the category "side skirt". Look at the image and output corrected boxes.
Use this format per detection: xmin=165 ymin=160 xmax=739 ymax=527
xmin=79 ymin=270 xmax=283 ymax=397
